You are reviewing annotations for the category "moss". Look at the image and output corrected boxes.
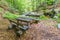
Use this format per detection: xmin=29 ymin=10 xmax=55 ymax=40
xmin=0 ymin=8 xmax=3 ymax=12
xmin=39 ymin=15 xmax=49 ymax=20
xmin=53 ymin=13 xmax=60 ymax=23
xmin=3 ymin=11 xmax=20 ymax=20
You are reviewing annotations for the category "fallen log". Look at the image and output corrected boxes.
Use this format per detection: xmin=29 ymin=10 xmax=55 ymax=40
xmin=23 ymin=12 xmax=40 ymax=17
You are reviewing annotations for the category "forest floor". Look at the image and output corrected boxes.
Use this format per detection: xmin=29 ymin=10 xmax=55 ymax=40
xmin=0 ymin=12 xmax=60 ymax=40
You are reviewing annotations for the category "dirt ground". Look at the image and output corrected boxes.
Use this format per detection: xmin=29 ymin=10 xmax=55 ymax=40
xmin=0 ymin=13 xmax=60 ymax=40
xmin=0 ymin=13 xmax=16 ymax=40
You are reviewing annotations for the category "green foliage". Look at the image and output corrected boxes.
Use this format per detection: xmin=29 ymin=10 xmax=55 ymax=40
xmin=39 ymin=15 xmax=49 ymax=20
xmin=57 ymin=13 xmax=60 ymax=18
xmin=5 ymin=0 xmax=55 ymax=14
xmin=3 ymin=11 xmax=20 ymax=20
xmin=40 ymin=0 xmax=55 ymax=5
xmin=53 ymin=13 xmax=60 ymax=23
xmin=46 ymin=0 xmax=55 ymax=5
xmin=0 ymin=8 xmax=3 ymax=12
xmin=56 ymin=13 xmax=60 ymax=23
xmin=5 ymin=0 xmax=41 ymax=14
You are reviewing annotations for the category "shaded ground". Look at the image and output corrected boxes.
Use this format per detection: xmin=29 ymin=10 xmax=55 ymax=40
xmin=0 ymin=13 xmax=60 ymax=40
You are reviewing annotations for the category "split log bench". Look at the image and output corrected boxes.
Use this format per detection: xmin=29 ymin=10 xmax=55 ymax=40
xmin=3 ymin=12 xmax=40 ymax=37
xmin=8 ymin=17 xmax=39 ymax=37
xmin=3 ymin=11 xmax=40 ymax=37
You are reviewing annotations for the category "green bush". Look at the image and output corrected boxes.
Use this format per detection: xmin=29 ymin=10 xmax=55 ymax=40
xmin=53 ymin=13 xmax=60 ymax=23
xmin=5 ymin=0 xmax=41 ymax=14
xmin=46 ymin=0 xmax=55 ymax=5
xmin=5 ymin=0 xmax=55 ymax=14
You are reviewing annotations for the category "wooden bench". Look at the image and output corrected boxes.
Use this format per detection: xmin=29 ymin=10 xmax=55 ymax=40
xmin=8 ymin=17 xmax=39 ymax=37
xmin=8 ymin=17 xmax=39 ymax=30
xmin=5 ymin=12 xmax=40 ymax=37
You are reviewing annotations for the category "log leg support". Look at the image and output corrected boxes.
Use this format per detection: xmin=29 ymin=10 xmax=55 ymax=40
xmin=8 ymin=20 xmax=17 ymax=30
xmin=15 ymin=20 xmax=30 ymax=37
